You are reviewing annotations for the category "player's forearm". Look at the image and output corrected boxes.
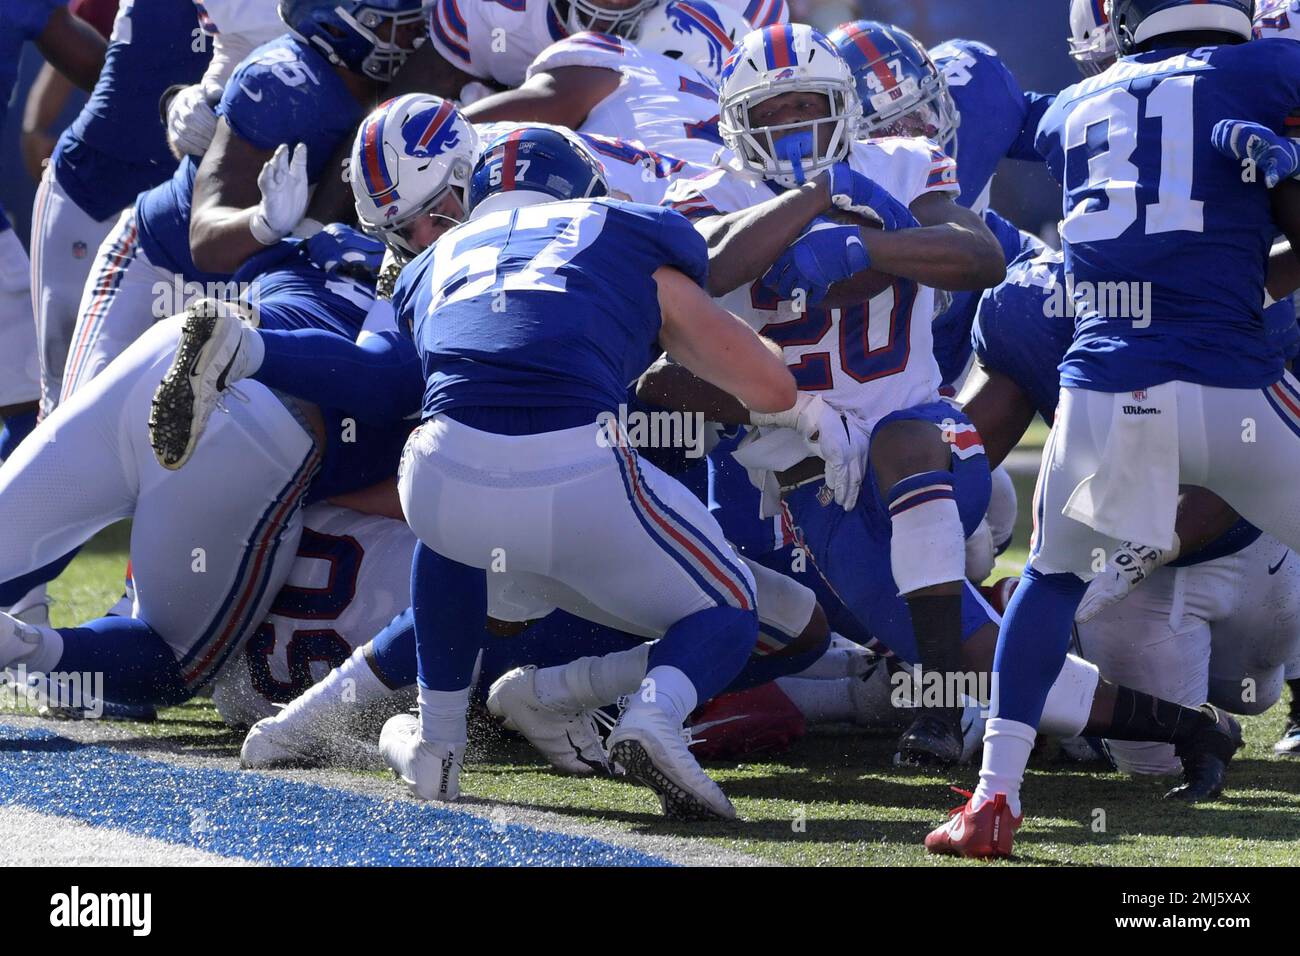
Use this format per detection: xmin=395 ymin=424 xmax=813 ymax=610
xmin=189 ymin=206 xmax=271 ymax=275
xmin=637 ymin=358 xmax=752 ymax=425
xmin=860 ymin=223 xmax=1006 ymax=292
xmin=696 ymin=179 xmax=831 ymax=297
xmin=34 ymin=7 xmax=106 ymax=92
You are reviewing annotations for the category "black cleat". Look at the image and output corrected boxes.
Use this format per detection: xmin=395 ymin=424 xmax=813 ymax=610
xmin=895 ymin=710 xmax=964 ymax=768
xmin=1165 ymin=704 xmax=1244 ymax=802
xmin=148 ymin=299 xmax=248 ymax=471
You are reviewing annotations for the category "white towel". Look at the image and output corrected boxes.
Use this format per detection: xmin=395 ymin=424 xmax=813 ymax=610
xmin=1061 ymin=384 xmax=1180 ymax=551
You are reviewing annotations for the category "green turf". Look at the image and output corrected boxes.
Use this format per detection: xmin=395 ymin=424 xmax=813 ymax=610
xmin=19 ymin=436 xmax=1300 ymax=866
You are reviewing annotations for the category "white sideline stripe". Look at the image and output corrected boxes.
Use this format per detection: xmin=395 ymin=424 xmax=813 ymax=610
xmin=0 ymin=806 xmax=254 ymax=867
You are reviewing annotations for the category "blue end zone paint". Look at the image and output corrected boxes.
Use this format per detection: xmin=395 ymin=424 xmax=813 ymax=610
xmin=0 ymin=724 xmax=670 ymax=867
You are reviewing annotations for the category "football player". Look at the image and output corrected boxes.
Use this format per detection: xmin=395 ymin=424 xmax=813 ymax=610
xmin=927 ymin=0 xmax=1300 ymax=859
xmin=31 ymin=0 xmax=206 ymax=417
xmin=375 ymin=125 xmax=796 ymax=821
xmin=58 ymin=0 xmax=428 ymax=401
xmin=964 ymin=243 xmax=1300 ymax=778
xmin=418 ymin=0 xmax=786 ymax=98
xmin=660 ymin=23 xmax=1007 ymax=765
xmin=461 ymin=3 xmax=748 ymax=168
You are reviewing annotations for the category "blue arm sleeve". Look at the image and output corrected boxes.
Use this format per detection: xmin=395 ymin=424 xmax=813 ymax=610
xmin=252 ymin=328 xmax=423 ymax=423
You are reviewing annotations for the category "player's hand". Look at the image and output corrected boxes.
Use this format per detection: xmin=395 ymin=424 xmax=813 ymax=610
xmin=1211 ymin=119 xmax=1300 ymax=188
xmin=807 ymin=401 xmax=867 ymax=513
xmin=166 ymin=83 xmax=219 ymax=158
xmin=250 ymin=143 xmax=309 ymax=246
xmin=1074 ymin=540 xmax=1170 ymax=624
xmin=821 ymin=162 xmax=920 ymax=231
xmin=760 ymin=216 xmax=870 ymax=305
xmin=303 ymin=223 xmax=386 ymax=280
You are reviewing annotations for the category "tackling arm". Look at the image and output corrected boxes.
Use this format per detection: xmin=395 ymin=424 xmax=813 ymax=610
xmin=33 ymin=5 xmax=106 ymax=93
xmin=463 ymin=66 xmax=619 ymax=127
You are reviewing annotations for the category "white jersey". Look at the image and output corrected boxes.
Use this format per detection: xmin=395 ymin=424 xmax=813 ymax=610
xmin=429 ymin=0 xmax=787 ymax=89
xmin=1255 ymin=0 xmax=1300 ymax=40
xmin=527 ymin=33 xmax=725 ymax=166
xmin=192 ymin=0 xmax=285 ymax=95
xmin=663 ymin=136 xmax=960 ymax=454
xmin=211 ymin=505 xmax=416 ymax=727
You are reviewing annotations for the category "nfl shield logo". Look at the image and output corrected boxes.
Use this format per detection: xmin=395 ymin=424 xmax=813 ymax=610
xmin=1132 ymin=389 xmax=1147 ymax=401
xmin=72 ymin=241 xmax=87 ymax=259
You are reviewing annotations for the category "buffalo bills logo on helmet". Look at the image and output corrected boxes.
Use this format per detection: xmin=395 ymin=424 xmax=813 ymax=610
xmin=402 ymin=100 xmax=462 ymax=160
xmin=774 ymin=67 xmax=796 ymax=80
xmin=665 ymin=1 xmax=735 ymax=74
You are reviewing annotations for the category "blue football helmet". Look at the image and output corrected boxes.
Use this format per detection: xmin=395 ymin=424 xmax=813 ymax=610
xmin=1107 ymin=0 xmax=1255 ymax=54
xmin=827 ymin=20 xmax=959 ymax=155
xmin=279 ymin=0 xmax=429 ymax=81
xmin=467 ymin=127 xmax=609 ymax=213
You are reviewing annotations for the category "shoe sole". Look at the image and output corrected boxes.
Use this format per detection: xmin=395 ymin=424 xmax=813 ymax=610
xmin=148 ymin=307 xmax=231 ymax=471
xmin=609 ymin=739 xmax=730 ymax=822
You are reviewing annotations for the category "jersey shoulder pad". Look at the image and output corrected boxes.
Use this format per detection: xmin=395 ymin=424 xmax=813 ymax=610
xmin=855 ymin=136 xmax=959 ymax=199
xmin=661 ymin=160 xmax=755 ymax=219
xmin=735 ymin=0 xmax=788 ymax=27
xmin=527 ymin=32 xmax=633 ymax=77
xmin=429 ymin=0 xmax=483 ymax=75
xmin=219 ymin=36 xmax=332 ymax=149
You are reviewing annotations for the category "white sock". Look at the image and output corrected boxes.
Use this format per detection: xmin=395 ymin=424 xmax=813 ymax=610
xmin=776 ymin=676 xmax=856 ymax=723
xmin=7 ymin=618 xmax=62 ymax=674
xmin=277 ymin=645 xmax=396 ymax=729
xmin=534 ymin=643 xmax=651 ymax=711
xmin=972 ymin=717 xmax=1036 ymax=817
xmin=418 ymin=685 xmax=470 ymax=745
xmin=633 ymin=664 xmax=697 ymax=725
xmin=232 ymin=324 xmax=265 ymax=381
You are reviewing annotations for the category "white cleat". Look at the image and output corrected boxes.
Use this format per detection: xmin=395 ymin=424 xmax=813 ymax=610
xmin=0 ymin=611 xmax=42 ymax=670
xmin=607 ymin=704 xmax=736 ymax=821
xmin=486 ymin=666 xmax=609 ymax=775
xmin=148 ymin=299 xmax=253 ymax=471
xmin=379 ymin=713 xmax=463 ymax=801
xmin=241 ymin=714 xmax=327 ymax=769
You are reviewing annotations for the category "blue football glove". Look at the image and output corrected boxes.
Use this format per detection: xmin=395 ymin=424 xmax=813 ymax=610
xmin=303 ymin=223 xmax=386 ymax=279
xmin=761 ymin=216 xmax=871 ymax=306
xmin=1211 ymin=119 xmax=1300 ymax=189
xmin=821 ymin=162 xmax=921 ymax=231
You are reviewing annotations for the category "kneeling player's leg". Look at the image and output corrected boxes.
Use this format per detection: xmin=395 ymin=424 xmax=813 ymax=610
xmin=128 ymin=373 xmax=319 ymax=697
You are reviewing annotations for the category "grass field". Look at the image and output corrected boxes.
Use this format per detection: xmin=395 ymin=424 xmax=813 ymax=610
xmin=18 ymin=425 xmax=1300 ymax=865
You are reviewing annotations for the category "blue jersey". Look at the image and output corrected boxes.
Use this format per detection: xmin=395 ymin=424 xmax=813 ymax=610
xmin=972 ymin=244 xmax=1262 ymax=565
xmin=1036 ymin=40 xmax=1300 ymax=393
xmin=933 ymin=207 xmax=1042 ymax=388
xmin=929 ymin=39 xmax=1050 ymax=209
xmin=0 ymin=0 xmax=64 ymax=231
xmin=135 ymin=34 xmax=362 ymax=284
xmin=393 ymin=198 xmax=709 ymax=421
xmin=53 ymin=0 xmax=206 ymax=222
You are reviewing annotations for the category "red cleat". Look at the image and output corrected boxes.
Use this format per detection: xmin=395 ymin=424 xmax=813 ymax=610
xmin=924 ymin=788 xmax=1022 ymax=859
xmin=684 ymin=683 xmax=806 ymax=761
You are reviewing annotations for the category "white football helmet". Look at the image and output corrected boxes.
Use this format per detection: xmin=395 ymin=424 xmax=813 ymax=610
xmin=635 ymin=0 xmax=750 ymax=81
xmin=349 ymin=93 xmax=478 ymax=262
xmin=1069 ymin=0 xmax=1119 ymax=76
xmin=718 ymin=23 xmax=862 ymax=187
xmin=549 ymin=0 xmax=659 ymax=38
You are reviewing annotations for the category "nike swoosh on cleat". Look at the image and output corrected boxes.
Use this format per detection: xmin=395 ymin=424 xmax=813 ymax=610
xmin=1269 ymin=551 xmax=1289 ymax=575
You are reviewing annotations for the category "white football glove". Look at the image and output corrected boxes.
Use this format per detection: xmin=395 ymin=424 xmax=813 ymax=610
xmin=249 ymin=143 xmax=309 ymax=246
xmin=750 ymin=393 xmax=867 ymax=511
xmin=1074 ymin=538 xmax=1176 ymax=624
xmin=166 ymin=83 xmax=219 ymax=158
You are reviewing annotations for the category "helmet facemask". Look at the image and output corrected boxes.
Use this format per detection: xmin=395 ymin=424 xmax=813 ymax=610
xmin=339 ymin=2 xmax=430 ymax=81
xmin=550 ymin=0 xmax=658 ymax=38
xmin=721 ymin=83 xmax=860 ymax=188
xmin=858 ymin=67 xmax=959 ymax=156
